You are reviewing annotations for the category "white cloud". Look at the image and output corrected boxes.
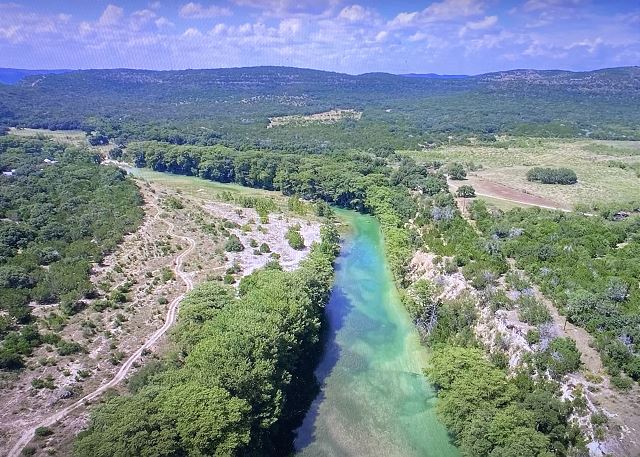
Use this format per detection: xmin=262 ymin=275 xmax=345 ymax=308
xmin=425 ymin=0 xmax=484 ymax=21
xmin=566 ymin=37 xmax=603 ymax=54
xmin=465 ymin=15 xmax=497 ymax=30
xmin=155 ymin=17 xmax=174 ymax=28
xmin=179 ymin=2 xmax=232 ymax=19
xmin=408 ymin=31 xmax=428 ymax=42
xmin=523 ymin=0 xmax=585 ymax=13
xmin=466 ymin=30 xmax=514 ymax=51
xmin=375 ymin=30 xmax=388 ymax=42
xmin=130 ymin=9 xmax=157 ymax=31
xmin=233 ymin=0 xmax=339 ymax=18
xmin=98 ymin=4 xmax=124 ymax=27
xmin=0 ymin=25 xmax=21 ymax=43
xmin=459 ymin=15 xmax=497 ymax=36
xmin=279 ymin=18 xmax=302 ymax=37
xmin=388 ymin=12 xmax=419 ymax=28
xmin=389 ymin=0 xmax=485 ymax=29
xmin=182 ymin=27 xmax=202 ymax=38
xmin=210 ymin=23 xmax=227 ymax=35
xmin=338 ymin=5 xmax=377 ymax=23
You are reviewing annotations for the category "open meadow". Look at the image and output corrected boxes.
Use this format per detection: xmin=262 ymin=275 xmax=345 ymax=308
xmin=404 ymin=138 xmax=640 ymax=210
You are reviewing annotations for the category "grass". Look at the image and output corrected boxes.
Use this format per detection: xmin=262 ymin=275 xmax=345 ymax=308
xmin=127 ymin=167 xmax=293 ymax=212
xmin=403 ymin=138 xmax=640 ymax=209
xmin=474 ymin=195 xmax=535 ymax=212
xmin=9 ymin=127 xmax=89 ymax=146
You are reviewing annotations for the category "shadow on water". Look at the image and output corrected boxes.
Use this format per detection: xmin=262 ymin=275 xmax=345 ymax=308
xmin=294 ymin=243 xmax=355 ymax=450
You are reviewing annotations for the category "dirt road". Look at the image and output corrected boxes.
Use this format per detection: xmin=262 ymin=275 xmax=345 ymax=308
xmin=8 ymin=205 xmax=196 ymax=457
xmin=448 ymin=176 xmax=572 ymax=211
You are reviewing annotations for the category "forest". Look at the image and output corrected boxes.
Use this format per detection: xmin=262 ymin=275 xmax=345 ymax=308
xmin=1 ymin=66 xmax=639 ymax=154
xmin=0 ymin=136 xmax=143 ymax=369
xmin=74 ymin=224 xmax=340 ymax=456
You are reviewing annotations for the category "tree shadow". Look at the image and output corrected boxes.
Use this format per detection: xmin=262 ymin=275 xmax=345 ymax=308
xmin=293 ymin=255 xmax=355 ymax=451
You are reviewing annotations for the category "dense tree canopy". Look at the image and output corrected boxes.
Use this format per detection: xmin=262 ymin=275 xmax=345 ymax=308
xmin=0 ymin=137 xmax=143 ymax=369
xmin=75 ymin=225 xmax=340 ymax=456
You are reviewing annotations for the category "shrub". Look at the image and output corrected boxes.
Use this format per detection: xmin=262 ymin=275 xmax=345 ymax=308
xmin=259 ymin=242 xmax=270 ymax=253
xmin=35 ymin=426 xmax=54 ymax=437
xmin=605 ymin=277 xmax=628 ymax=302
xmin=626 ymin=356 xmax=640 ymax=381
xmin=285 ymin=227 xmax=305 ymax=250
xmin=518 ymin=295 xmax=551 ymax=325
xmin=57 ymin=340 xmax=84 ymax=356
xmin=590 ymin=412 xmax=608 ymax=426
xmin=32 ymin=376 xmax=56 ymax=390
xmin=224 ymin=234 xmax=244 ymax=252
xmin=526 ymin=167 xmax=577 ymax=184
xmin=526 ymin=328 xmax=540 ymax=345
xmin=547 ymin=337 xmax=582 ymax=377
xmin=446 ymin=162 xmax=467 ymax=180
xmin=611 ymin=374 xmax=633 ymax=391
xmin=456 ymin=185 xmax=476 ymax=198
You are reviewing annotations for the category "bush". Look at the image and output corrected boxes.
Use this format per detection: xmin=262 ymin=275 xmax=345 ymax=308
xmin=35 ymin=426 xmax=54 ymax=437
xmin=611 ymin=374 xmax=633 ymax=391
xmin=518 ymin=295 xmax=551 ymax=325
xmin=259 ymin=242 xmax=270 ymax=253
xmin=526 ymin=328 xmax=540 ymax=345
xmin=57 ymin=340 xmax=84 ymax=356
xmin=446 ymin=162 xmax=467 ymax=180
xmin=526 ymin=167 xmax=577 ymax=184
xmin=32 ymin=376 xmax=56 ymax=390
xmin=590 ymin=412 xmax=608 ymax=426
xmin=456 ymin=185 xmax=476 ymax=198
xmin=546 ymin=337 xmax=582 ymax=377
xmin=224 ymin=234 xmax=244 ymax=252
xmin=285 ymin=226 xmax=305 ymax=250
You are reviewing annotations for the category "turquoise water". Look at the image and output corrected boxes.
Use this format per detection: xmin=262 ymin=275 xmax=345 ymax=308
xmin=295 ymin=212 xmax=458 ymax=457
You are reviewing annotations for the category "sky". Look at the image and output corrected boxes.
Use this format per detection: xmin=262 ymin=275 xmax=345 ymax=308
xmin=0 ymin=0 xmax=638 ymax=75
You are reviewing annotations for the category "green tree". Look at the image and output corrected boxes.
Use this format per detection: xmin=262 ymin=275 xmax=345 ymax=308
xmin=456 ymin=185 xmax=476 ymax=198
xmin=446 ymin=162 xmax=467 ymax=180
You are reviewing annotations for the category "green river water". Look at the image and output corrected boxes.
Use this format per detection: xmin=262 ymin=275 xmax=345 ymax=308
xmin=295 ymin=212 xmax=459 ymax=457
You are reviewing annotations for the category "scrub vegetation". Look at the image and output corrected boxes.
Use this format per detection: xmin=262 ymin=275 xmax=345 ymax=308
xmin=0 ymin=136 xmax=143 ymax=369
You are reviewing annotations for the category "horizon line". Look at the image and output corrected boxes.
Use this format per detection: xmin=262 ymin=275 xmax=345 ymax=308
xmin=1 ymin=64 xmax=638 ymax=79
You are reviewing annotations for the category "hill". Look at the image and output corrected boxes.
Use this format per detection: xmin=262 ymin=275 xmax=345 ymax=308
xmin=0 ymin=66 xmax=638 ymax=150
xmin=0 ymin=68 xmax=70 ymax=85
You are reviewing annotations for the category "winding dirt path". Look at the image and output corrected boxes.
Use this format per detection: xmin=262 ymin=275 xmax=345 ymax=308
xmin=8 ymin=205 xmax=196 ymax=457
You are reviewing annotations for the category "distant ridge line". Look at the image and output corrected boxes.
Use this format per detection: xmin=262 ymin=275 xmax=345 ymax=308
xmin=400 ymin=73 xmax=469 ymax=79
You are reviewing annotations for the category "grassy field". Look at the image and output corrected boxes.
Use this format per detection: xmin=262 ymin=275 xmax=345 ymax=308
xmin=404 ymin=138 xmax=640 ymax=209
xmin=9 ymin=127 xmax=88 ymax=146
xmin=127 ymin=167 xmax=291 ymax=206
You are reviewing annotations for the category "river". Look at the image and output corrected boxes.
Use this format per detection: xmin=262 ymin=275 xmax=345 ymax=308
xmin=294 ymin=212 xmax=459 ymax=457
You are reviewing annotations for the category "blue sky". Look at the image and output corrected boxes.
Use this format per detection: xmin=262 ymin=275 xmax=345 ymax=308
xmin=0 ymin=0 xmax=638 ymax=74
